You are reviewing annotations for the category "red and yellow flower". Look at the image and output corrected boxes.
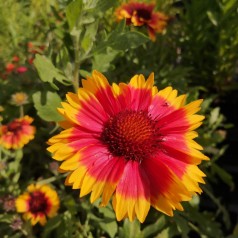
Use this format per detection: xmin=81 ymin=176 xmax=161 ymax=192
xmin=15 ymin=184 xmax=60 ymax=226
xmin=0 ymin=116 xmax=35 ymax=149
xmin=115 ymin=1 xmax=169 ymax=41
xmin=48 ymin=70 xmax=209 ymax=223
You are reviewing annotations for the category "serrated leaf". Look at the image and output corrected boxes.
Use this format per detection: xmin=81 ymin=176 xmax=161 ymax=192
xmin=95 ymin=205 xmax=118 ymax=238
xmin=81 ymin=20 xmax=99 ymax=53
xmin=32 ymin=91 xmax=63 ymax=122
xmin=42 ymin=216 xmax=62 ymax=238
xmin=84 ymin=0 xmax=117 ymax=12
xmin=142 ymin=215 xmax=167 ymax=237
xmin=94 ymin=30 xmax=149 ymax=55
xmin=109 ymin=31 xmax=149 ymax=50
xmin=98 ymin=206 xmax=115 ymax=219
xmin=34 ymin=54 xmax=71 ymax=90
xmin=66 ymin=0 xmax=83 ymax=31
xmin=96 ymin=0 xmax=117 ymax=12
xmin=99 ymin=219 xmax=117 ymax=238
xmin=173 ymin=214 xmax=190 ymax=238
xmin=212 ymin=163 xmax=234 ymax=189
xmin=92 ymin=48 xmax=118 ymax=72
xmin=119 ymin=219 xmax=142 ymax=238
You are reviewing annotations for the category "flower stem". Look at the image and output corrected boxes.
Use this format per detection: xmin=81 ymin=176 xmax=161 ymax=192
xmin=23 ymin=221 xmax=35 ymax=238
xmin=72 ymin=32 xmax=80 ymax=93
xmin=19 ymin=105 xmax=24 ymax=117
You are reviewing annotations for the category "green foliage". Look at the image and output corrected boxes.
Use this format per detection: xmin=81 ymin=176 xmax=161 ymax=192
xmin=32 ymin=91 xmax=64 ymax=122
xmin=34 ymin=54 xmax=71 ymax=90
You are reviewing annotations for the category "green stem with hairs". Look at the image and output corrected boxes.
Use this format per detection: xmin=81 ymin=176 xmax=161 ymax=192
xmin=72 ymin=34 xmax=80 ymax=93
xmin=19 ymin=105 xmax=24 ymax=117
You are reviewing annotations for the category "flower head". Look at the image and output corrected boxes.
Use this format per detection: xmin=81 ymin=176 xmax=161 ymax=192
xmin=15 ymin=184 xmax=60 ymax=226
xmin=115 ymin=1 xmax=169 ymax=41
xmin=5 ymin=63 xmax=15 ymax=73
xmin=10 ymin=92 xmax=29 ymax=106
xmin=12 ymin=55 xmax=20 ymax=62
xmin=0 ymin=116 xmax=35 ymax=149
xmin=10 ymin=216 xmax=23 ymax=231
xmin=16 ymin=66 xmax=28 ymax=74
xmin=48 ymin=70 xmax=209 ymax=223
xmin=3 ymin=195 xmax=16 ymax=212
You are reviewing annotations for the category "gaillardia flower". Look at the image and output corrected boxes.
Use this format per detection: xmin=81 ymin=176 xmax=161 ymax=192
xmin=115 ymin=1 xmax=169 ymax=41
xmin=10 ymin=92 xmax=29 ymax=106
xmin=0 ymin=116 xmax=35 ymax=149
xmin=48 ymin=70 xmax=208 ymax=223
xmin=15 ymin=184 xmax=60 ymax=226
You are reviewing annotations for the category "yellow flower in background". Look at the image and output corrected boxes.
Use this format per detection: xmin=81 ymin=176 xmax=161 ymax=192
xmin=115 ymin=1 xmax=169 ymax=41
xmin=15 ymin=184 xmax=60 ymax=226
xmin=48 ymin=70 xmax=208 ymax=223
xmin=0 ymin=116 xmax=35 ymax=149
xmin=10 ymin=92 xmax=29 ymax=106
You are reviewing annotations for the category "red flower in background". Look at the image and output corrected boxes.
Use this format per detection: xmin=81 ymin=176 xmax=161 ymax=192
xmin=0 ymin=116 xmax=35 ymax=149
xmin=115 ymin=1 xmax=169 ymax=41
xmin=5 ymin=63 xmax=15 ymax=73
xmin=27 ymin=42 xmax=46 ymax=64
xmin=12 ymin=55 xmax=20 ymax=62
xmin=16 ymin=66 xmax=28 ymax=74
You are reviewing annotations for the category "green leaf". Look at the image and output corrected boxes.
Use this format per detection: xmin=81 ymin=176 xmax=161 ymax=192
xmin=98 ymin=218 xmax=117 ymax=238
xmin=207 ymin=11 xmax=218 ymax=26
xmin=108 ymin=31 xmax=149 ymax=51
xmin=118 ymin=219 xmax=142 ymax=238
xmin=209 ymin=107 xmax=220 ymax=125
xmin=142 ymin=215 xmax=167 ymax=237
xmin=15 ymin=149 xmax=23 ymax=161
xmin=92 ymin=48 xmax=118 ymax=72
xmin=221 ymin=0 xmax=238 ymax=14
xmin=84 ymin=0 xmax=117 ymax=12
xmin=63 ymin=195 xmax=78 ymax=215
xmin=90 ymin=206 xmax=118 ymax=238
xmin=173 ymin=214 xmax=190 ymax=238
xmin=32 ymin=91 xmax=63 ymax=122
xmin=95 ymin=0 xmax=117 ymax=12
xmin=79 ymin=69 xmax=91 ymax=78
xmin=212 ymin=163 xmax=234 ymax=189
xmin=66 ymin=0 xmax=83 ymax=31
xmin=81 ymin=20 xmax=99 ymax=53
xmin=34 ymin=54 xmax=71 ymax=90
xmin=0 ymin=214 xmax=14 ymax=223
xmin=188 ymin=194 xmax=200 ymax=207
xmin=186 ymin=203 xmax=224 ymax=237
xmin=42 ymin=216 xmax=62 ymax=238
xmin=93 ymin=30 xmax=149 ymax=55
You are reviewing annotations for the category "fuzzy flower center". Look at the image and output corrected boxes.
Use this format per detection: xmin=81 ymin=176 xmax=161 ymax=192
xmin=7 ymin=121 xmax=22 ymax=133
xmin=101 ymin=110 xmax=161 ymax=162
xmin=135 ymin=8 xmax=151 ymax=21
xmin=29 ymin=192 xmax=48 ymax=214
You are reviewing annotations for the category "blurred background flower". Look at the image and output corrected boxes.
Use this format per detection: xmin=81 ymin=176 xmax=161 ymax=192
xmin=15 ymin=184 xmax=60 ymax=226
xmin=115 ymin=1 xmax=169 ymax=41
xmin=10 ymin=92 xmax=29 ymax=106
xmin=0 ymin=116 xmax=35 ymax=149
